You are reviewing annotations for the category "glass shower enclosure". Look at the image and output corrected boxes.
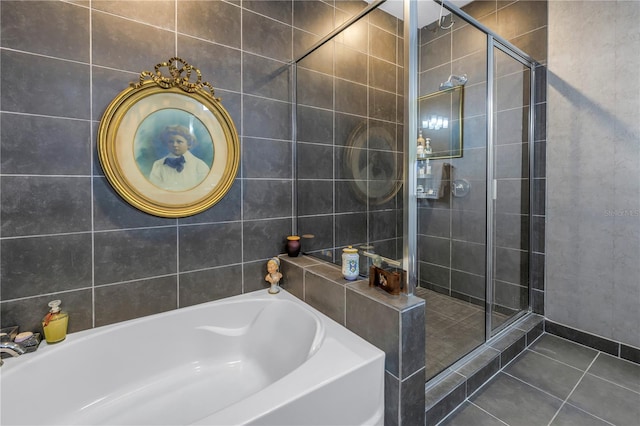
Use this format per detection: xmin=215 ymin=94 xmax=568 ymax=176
xmin=294 ymin=0 xmax=405 ymax=277
xmin=293 ymin=0 xmax=538 ymax=382
xmin=414 ymin=2 xmax=536 ymax=378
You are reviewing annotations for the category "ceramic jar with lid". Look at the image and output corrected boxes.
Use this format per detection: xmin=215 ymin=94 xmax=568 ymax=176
xmin=342 ymin=246 xmax=359 ymax=280
xmin=286 ymin=235 xmax=301 ymax=257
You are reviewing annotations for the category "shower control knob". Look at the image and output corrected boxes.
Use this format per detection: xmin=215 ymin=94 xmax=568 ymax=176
xmin=452 ymin=179 xmax=470 ymax=197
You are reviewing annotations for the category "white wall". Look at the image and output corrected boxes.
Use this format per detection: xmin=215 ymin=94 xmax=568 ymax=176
xmin=546 ymin=0 xmax=640 ymax=347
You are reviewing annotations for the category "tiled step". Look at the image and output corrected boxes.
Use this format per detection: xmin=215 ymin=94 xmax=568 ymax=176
xmin=424 ymin=314 xmax=544 ymax=426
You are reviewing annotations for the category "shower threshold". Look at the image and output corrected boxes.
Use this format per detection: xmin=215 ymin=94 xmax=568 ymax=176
xmin=424 ymin=311 xmax=544 ymax=426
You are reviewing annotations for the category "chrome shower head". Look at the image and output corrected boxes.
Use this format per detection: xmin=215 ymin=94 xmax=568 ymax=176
xmin=439 ymin=74 xmax=468 ymax=90
xmin=439 ymin=81 xmax=454 ymax=90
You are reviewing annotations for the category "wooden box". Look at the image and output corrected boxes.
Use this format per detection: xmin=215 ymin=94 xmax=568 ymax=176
xmin=369 ymin=266 xmax=407 ymax=295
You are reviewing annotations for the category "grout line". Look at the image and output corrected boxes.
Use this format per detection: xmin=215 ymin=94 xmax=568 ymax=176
xmin=546 ymin=353 xmax=601 ymax=425
xmin=0 ymin=16 xmax=2 ymax=303
xmin=550 ymin=401 xmax=616 ymax=426
xmin=501 ymin=370 xmax=566 ymax=403
xmin=89 ymin=0 xmax=96 ymax=329
xmin=175 ymin=221 xmax=180 ymax=309
xmin=453 ymin=401 xmax=509 ymax=426
xmin=0 ymin=110 xmax=93 ymax=122
xmin=174 ymin=0 xmax=181 ymax=308
xmin=239 ymin=1 xmax=245 ymax=295
xmin=583 ymin=370 xmax=640 ymax=395
xmin=525 ymin=346 xmax=592 ymax=373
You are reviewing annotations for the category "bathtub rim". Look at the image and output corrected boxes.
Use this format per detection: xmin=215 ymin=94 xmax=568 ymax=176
xmin=1 ymin=289 xmax=386 ymax=426
xmin=1 ymin=289 xmax=328 ymax=372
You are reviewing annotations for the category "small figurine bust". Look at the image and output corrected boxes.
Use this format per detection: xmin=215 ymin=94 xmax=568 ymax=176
xmin=265 ymin=257 xmax=283 ymax=294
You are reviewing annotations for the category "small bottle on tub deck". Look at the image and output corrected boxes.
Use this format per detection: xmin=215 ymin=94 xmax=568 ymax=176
xmin=42 ymin=300 xmax=69 ymax=344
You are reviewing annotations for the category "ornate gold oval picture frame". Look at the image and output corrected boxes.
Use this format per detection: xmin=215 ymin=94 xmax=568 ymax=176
xmin=98 ymin=58 xmax=240 ymax=218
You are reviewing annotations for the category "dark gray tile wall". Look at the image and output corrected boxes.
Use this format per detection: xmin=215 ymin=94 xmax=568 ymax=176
xmin=417 ymin=16 xmax=487 ymax=306
xmin=295 ymin=6 xmax=405 ymax=269
xmin=416 ymin=0 xmax=547 ymax=317
xmin=279 ymin=255 xmax=426 ymax=426
xmin=0 ymin=0 xmax=369 ymax=334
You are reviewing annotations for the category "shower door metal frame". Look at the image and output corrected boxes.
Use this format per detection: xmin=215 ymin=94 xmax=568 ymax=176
xmin=486 ymin=36 xmax=537 ymax=338
xmin=404 ymin=0 xmax=419 ymax=295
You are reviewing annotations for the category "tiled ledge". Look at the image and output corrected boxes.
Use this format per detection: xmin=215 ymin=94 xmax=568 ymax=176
xmin=424 ymin=314 xmax=545 ymax=426
xmin=279 ymin=254 xmax=426 ymax=426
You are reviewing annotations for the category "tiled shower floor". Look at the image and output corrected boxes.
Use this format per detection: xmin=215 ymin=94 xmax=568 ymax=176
xmin=438 ymin=333 xmax=640 ymax=426
xmin=416 ymin=287 xmax=509 ymax=380
xmin=416 ymin=287 xmax=485 ymax=379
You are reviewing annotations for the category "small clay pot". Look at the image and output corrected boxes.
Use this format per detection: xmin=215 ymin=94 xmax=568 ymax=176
xmin=286 ymin=235 xmax=301 ymax=257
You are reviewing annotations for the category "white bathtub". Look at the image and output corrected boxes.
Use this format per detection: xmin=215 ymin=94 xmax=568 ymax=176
xmin=0 ymin=290 xmax=384 ymax=425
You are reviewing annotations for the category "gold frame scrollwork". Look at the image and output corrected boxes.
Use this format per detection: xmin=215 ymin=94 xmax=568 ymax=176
xmin=98 ymin=58 xmax=240 ymax=218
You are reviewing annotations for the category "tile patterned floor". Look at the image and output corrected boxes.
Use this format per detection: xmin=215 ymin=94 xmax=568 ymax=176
xmin=438 ymin=333 xmax=640 ymax=426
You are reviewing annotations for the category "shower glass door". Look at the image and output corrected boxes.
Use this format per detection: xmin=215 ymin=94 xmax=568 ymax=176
xmin=415 ymin=4 xmax=490 ymax=380
xmin=489 ymin=43 xmax=533 ymax=335
xmin=415 ymin=3 xmax=536 ymax=379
